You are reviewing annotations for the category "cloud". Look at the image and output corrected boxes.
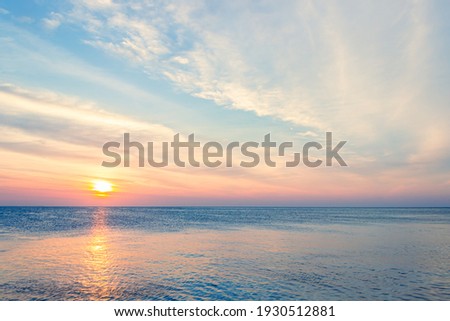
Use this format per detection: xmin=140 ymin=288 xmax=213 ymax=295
xmin=171 ymin=56 xmax=189 ymax=65
xmin=61 ymin=0 xmax=450 ymax=170
xmin=0 ymin=20 xmax=174 ymax=105
xmin=70 ymin=2 xmax=169 ymax=62
xmin=0 ymin=84 xmax=175 ymax=157
xmin=42 ymin=12 xmax=64 ymax=30
xmin=80 ymin=0 xmax=116 ymax=10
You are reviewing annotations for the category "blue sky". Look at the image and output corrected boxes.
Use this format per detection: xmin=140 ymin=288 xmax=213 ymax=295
xmin=0 ymin=0 xmax=449 ymax=206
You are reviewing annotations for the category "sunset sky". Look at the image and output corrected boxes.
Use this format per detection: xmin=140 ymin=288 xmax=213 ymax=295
xmin=1 ymin=0 xmax=449 ymax=206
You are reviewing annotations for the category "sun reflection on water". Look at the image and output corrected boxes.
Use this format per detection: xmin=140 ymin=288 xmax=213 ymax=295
xmin=80 ymin=208 xmax=120 ymax=300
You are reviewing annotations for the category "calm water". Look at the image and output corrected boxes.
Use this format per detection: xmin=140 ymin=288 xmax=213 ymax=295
xmin=0 ymin=207 xmax=449 ymax=300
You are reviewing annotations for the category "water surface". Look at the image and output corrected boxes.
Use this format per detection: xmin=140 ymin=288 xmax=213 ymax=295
xmin=1 ymin=207 xmax=449 ymax=300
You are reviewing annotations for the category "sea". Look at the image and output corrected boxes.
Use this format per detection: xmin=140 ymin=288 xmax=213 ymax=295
xmin=0 ymin=207 xmax=449 ymax=300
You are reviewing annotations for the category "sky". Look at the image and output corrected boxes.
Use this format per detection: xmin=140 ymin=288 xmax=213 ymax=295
xmin=0 ymin=0 xmax=449 ymax=206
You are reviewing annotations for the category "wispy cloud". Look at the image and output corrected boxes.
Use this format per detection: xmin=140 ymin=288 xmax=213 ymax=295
xmin=0 ymin=20 xmax=179 ymax=109
xmin=0 ymin=83 xmax=175 ymax=156
xmin=42 ymin=12 xmax=64 ymax=30
xmin=59 ymin=0 xmax=450 ymax=169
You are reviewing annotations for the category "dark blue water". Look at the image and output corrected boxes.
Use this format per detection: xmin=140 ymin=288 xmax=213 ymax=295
xmin=1 ymin=207 xmax=449 ymax=300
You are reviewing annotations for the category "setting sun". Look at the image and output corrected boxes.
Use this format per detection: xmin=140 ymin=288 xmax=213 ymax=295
xmin=92 ymin=180 xmax=113 ymax=196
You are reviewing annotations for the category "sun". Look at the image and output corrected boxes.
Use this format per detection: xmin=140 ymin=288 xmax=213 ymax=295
xmin=92 ymin=180 xmax=114 ymax=196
